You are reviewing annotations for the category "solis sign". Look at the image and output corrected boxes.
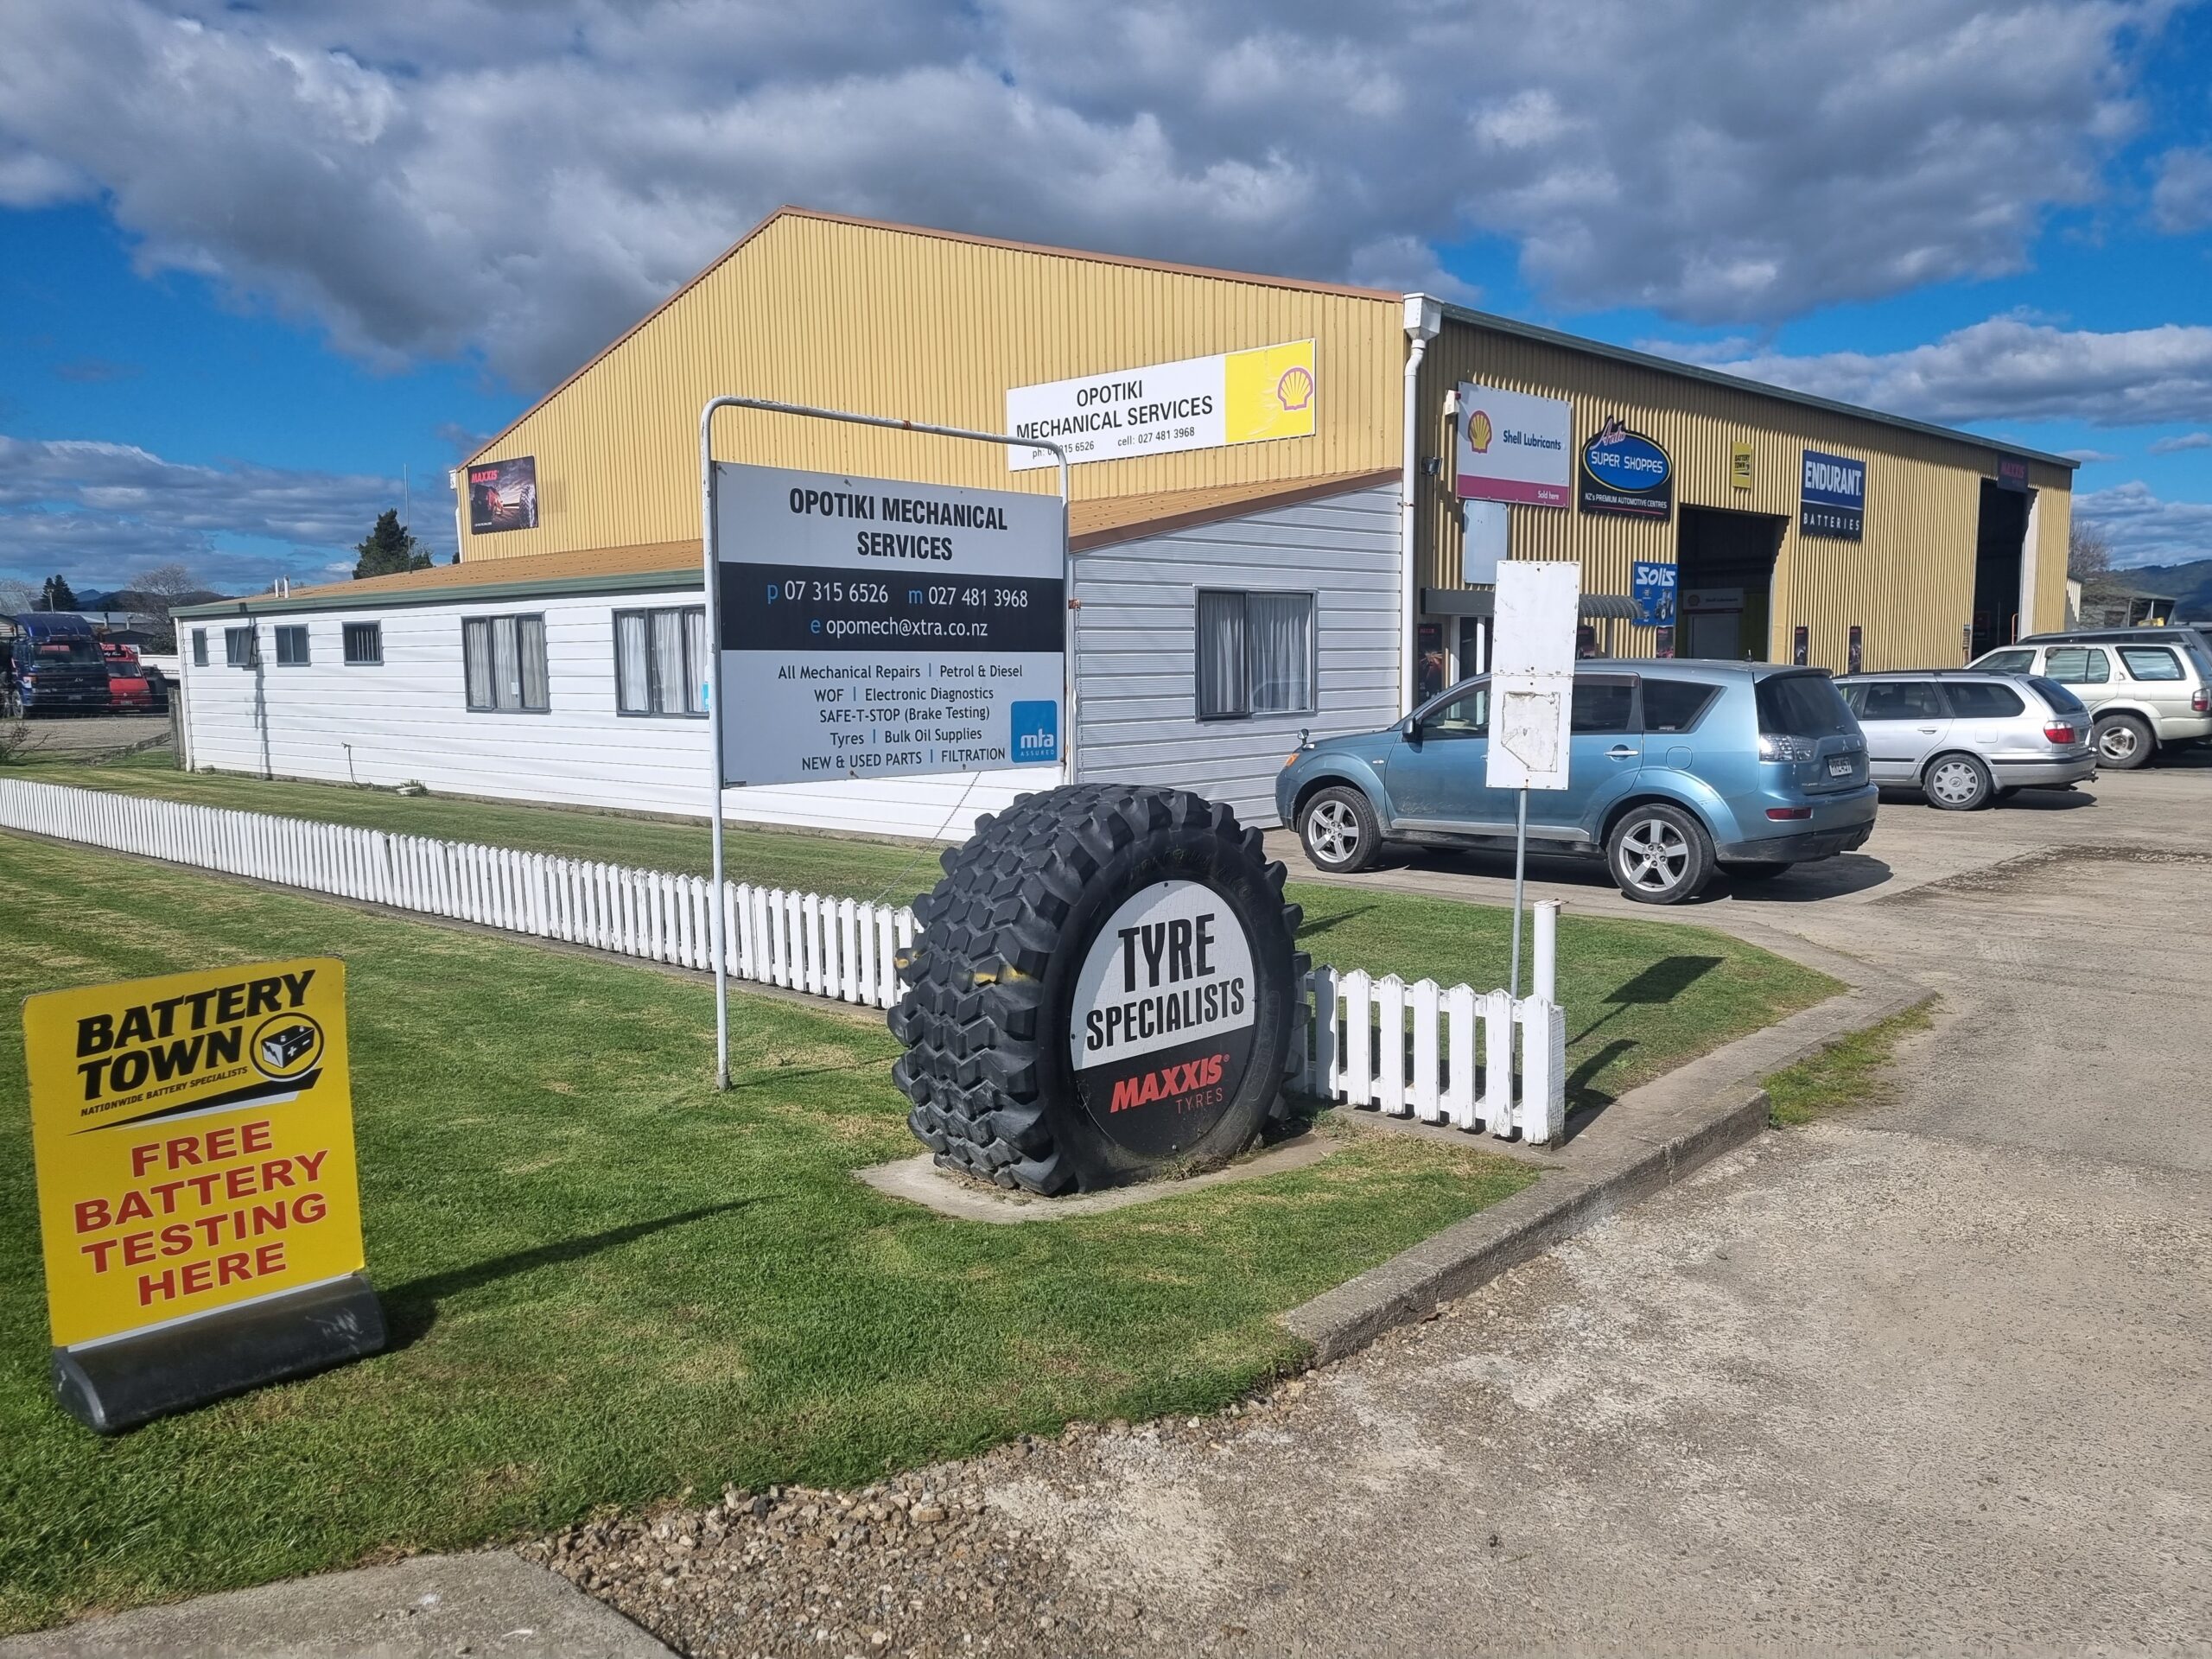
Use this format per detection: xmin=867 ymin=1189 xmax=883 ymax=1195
xmin=1579 ymin=417 xmax=1674 ymax=519
xmin=1067 ymin=880 xmax=1255 ymax=1157
xmin=23 ymin=959 xmax=365 ymax=1350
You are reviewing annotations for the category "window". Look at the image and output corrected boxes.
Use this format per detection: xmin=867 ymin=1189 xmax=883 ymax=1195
xmin=1195 ymin=590 xmax=1314 ymax=719
xmin=613 ymin=606 xmax=708 ymax=716
xmin=1569 ymin=678 xmax=1635 ymax=734
xmin=2117 ymin=646 xmax=2184 ymax=682
xmin=343 ymin=622 xmax=384 ymax=665
xmin=462 ymin=613 xmax=549 ymax=711
xmin=2044 ymin=646 xmax=2110 ymax=685
xmin=192 ymin=628 xmax=208 ymax=667
xmin=1858 ymin=681 xmax=1946 ymax=721
xmin=1946 ymin=682 xmax=2025 ymax=718
xmin=1642 ymin=679 xmax=1719 ymax=733
xmin=2026 ymin=677 xmax=2087 ymax=715
xmin=273 ymin=625 xmax=310 ymax=666
xmin=1418 ymin=683 xmax=1488 ymax=738
xmin=1757 ymin=673 xmax=1854 ymax=737
xmin=224 ymin=626 xmax=258 ymax=668
xmin=1974 ymin=649 xmax=2035 ymax=675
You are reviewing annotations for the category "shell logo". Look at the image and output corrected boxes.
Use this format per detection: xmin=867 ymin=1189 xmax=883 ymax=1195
xmin=1274 ymin=365 xmax=1314 ymax=411
xmin=1467 ymin=410 xmax=1493 ymax=453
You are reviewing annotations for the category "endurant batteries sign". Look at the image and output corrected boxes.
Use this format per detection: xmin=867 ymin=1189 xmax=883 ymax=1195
xmin=1800 ymin=448 xmax=1868 ymax=540
xmin=1066 ymin=880 xmax=1257 ymax=1158
xmin=713 ymin=462 xmax=1066 ymax=787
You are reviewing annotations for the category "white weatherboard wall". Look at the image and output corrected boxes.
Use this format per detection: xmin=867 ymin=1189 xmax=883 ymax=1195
xmin=175 ymin=478 xmax=1402 ymax=837
xmin=1073 ymin=480 xmax=1402 ymax=824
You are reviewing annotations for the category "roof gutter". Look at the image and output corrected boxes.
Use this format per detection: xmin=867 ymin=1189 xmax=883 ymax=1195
xmin=1401 ymin=294 xmax=1444 ymax=713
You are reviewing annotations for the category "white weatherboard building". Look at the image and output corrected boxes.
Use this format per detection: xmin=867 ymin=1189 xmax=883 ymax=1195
xmin=173 ymin=477 xmax=1402 ymax=836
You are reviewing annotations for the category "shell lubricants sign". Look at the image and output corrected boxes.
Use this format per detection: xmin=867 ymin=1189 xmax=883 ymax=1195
xmin=22 ymin=957 xmax=381 ymax=1431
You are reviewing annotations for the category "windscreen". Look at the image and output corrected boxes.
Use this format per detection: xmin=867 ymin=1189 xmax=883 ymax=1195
xmin=1756 ymin=672 xmax=1856 ymax=738
xmin=34 ymin=639 xmax=102 ymax=664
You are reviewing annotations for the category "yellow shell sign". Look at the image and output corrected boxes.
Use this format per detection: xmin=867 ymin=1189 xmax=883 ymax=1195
xmin=22 ymin=958 xmax=365 ymax=1351
xmin=1222 ymin=340 xmax=1319 ymax=447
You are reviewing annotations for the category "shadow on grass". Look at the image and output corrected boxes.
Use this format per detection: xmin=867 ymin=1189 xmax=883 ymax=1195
xmin=381 ymin=1199 xmax=756 ymax=1349
xmin=1564 ymin=1037 xmax=1638 ymax=1127
xmin=1572 ymin=955 xmax=1723 ymax=1045
xmin=1295 ymin=904 xmax=1379 ymax=942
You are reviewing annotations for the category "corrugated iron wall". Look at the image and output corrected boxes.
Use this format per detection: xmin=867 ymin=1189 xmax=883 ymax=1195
xmin=1415 ymin=319 xmax=2075 ymax=671
xmin=461 ymin=213 xmax=1402 ymax=562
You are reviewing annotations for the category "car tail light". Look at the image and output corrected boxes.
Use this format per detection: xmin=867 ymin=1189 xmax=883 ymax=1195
xmin=1765 ymin=806 xmax=1813 ymax=821
xmin=2044 ymin=723 xmax=2076 ymax=745
xmin=2195 ymin=689 xmax=2209 ymax=714
xmin=1758 ymin=734 xmax=1819 ymax=763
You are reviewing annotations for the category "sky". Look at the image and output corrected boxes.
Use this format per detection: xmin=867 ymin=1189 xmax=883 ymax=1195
xmin=0 ymin=0 xmax=2208 ymax=597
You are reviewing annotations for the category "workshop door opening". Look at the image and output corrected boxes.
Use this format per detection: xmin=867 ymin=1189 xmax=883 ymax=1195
xmin=1676 ymin=506 xmax=1786 ymax=662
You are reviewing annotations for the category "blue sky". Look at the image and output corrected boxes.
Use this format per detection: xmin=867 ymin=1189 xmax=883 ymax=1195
xmin=0 ymin=0 xmax=2208 ymax=596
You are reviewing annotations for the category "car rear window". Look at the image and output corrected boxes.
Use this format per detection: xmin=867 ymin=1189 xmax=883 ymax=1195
xmin=2117 ymin=646 xmax=2184 ymax=682
xmin=1756 ymin=672 xmax=1855 ymax=738
xmin=2025 ymin=677 xmax=2086 ymax=715
xmin=1641 ymin=678 xmax=1720 ymax=733
xmin=1569 ymin=680 xmax=1635 ymax=734
xmin=1945 ymin=681 xmax=2025 ymax=718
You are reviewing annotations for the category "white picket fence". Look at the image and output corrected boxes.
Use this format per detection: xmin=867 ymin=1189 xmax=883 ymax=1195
xmin=0 ymin=776 xmax=1569 ymax=1143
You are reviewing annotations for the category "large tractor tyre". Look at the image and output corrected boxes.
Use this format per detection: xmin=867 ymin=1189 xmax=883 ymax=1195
xmin=890 ymin=783 xmax=1304 ymax=1195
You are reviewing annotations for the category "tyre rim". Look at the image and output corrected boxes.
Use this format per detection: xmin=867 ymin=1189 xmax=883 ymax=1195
xmin=1929 ymin=760 xmax=1980 ymax=804
xmin=1619 ymin=817 xmax=1689 ymax=893
xmin=2099 ymin=723 xmax=2139 ymax=761
xmin=1307 ymin=799 xmax=1361 ymax=864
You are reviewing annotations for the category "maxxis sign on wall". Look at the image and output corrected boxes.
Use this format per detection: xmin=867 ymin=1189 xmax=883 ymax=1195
xmin=888 ymin=785 xmax=1303 ymax=1194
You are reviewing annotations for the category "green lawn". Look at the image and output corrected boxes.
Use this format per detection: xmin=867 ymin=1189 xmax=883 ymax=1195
xmin=7 ymin=750 xmax=1839 ymax=1110
xmin=0 ymin=834 xmax=1541 ymax=1634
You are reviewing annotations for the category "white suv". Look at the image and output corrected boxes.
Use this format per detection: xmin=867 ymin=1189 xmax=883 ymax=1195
xmin=1970 ymin=636 xmax=2212 ymax=769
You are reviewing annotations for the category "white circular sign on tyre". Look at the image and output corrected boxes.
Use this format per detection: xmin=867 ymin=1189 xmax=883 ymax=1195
xmin=1066 ymin=880 xmax=1258 ymax=1157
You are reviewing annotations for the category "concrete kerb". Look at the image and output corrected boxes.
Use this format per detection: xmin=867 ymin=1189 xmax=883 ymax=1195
xmin=1279 ymin=938 xmax=1929 ymax=1366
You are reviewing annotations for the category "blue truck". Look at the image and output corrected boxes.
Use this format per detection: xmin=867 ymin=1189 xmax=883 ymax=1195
xmin=6 ymin=614 xmax=115 ymax=716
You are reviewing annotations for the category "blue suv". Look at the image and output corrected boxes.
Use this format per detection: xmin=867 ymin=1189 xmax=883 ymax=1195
xmin=1274 ymin=662 xmax=1876 ymax=904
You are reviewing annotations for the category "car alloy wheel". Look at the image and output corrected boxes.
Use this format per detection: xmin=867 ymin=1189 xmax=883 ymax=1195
xmin=1926 ymin=755 xmax=1987 ymax=809
xmin=2095 ymin=718 xmax=2145 ymax=766
xmin=1617 ymin=815 xmax=1691 ymax=895
xmin=1306 ymin=798 xmax=1362 ymax=866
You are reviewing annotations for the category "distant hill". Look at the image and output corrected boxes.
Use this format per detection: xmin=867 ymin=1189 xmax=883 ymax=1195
xmin=2117 ymin=558 xmax=2212 ymax=619
xmin=72 ymin=587 xmax=230 ymax=614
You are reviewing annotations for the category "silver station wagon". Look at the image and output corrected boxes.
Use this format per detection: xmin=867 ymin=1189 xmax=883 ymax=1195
xmin=1835 ymin=671 xmax=2095 ymax=809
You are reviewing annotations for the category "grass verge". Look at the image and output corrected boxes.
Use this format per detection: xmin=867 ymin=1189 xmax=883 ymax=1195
xmin=0 ymin=833 xmax=1537 ymax=1636
xmin=1764 ymin=1000 xmax=1937 ymax=1128
xmin=5 ymin=751 xmax=1839 ymax=1112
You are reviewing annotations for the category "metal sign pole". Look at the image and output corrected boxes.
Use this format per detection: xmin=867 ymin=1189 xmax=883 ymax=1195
xmin=1510 ymin=785 xmax=1529 ymax=1000
xmin=696 ymin=397 xmax=1070 ymax=1088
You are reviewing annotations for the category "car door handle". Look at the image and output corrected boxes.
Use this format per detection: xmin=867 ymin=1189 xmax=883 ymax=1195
xmin=1607 ymin=745 xmax=1637 ymax=760
xmin=1917 ymin=726 xmax=1938 ymax=733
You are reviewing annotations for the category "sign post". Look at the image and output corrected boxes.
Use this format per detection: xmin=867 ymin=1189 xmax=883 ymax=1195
xmin=22 ymin=957 xmax=379 ymax=1432
xmin=697 ymin=399 xmax=1070 ymax=1087
xmin=1486 ymin=562 xmax=1582 ymax=996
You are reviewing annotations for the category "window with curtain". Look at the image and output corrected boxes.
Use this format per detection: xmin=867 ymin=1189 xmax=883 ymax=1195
xmin=613 ymin=606 xmax=708 ymax=715
xmin=1195 ymin=590 xmax=1314 ymax=720
xmin=461 ymin=613 xmax=549 ymax=711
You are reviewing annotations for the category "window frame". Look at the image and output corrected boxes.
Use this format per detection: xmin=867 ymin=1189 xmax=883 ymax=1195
xmin=611 ymin=604 xmax=709 ymax=718
xmin=272 ymin=624 xmax=311 ymax=667
xmin=223 ymin=625 xmax=258 ymax=669
xmin=2116 ymin=645 xmax=2184 ymax=683
xmin=1943 ymin=680 xmax=2027 ymax=719
xmin=191 ymin=628 xmax=208 ymax=668
xmin=461 ymin=612 xmax=550 ymax=714
xmin=342 ymin=621 xmax=384 ymax=667
xmin=1638 ymin=677 xmax=1721 ymax=735
xmin=1192 ymin=587 xmax=1319 ymax=722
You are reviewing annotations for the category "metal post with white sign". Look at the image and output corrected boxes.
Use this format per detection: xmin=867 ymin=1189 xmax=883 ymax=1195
xmin=698 ymin=397 xmax=1070 ymax=1087
xmin=1484 ymin=561 xmax=1582 ymax=997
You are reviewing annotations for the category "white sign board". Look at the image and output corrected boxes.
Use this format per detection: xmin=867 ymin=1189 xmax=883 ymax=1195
xmin=1486 ymin=560 xmax=1581 ymax=791
xmin=1455 ymin=382 xmax=1573 ymax=507
xmin=713 ymin=462 xmax=1065 ymax=787
xmin=1007 ymin=340 xmax=1316 ymax=471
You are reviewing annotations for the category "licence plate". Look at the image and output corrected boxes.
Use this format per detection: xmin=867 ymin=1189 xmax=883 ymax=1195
xmin=1827 ymin=756 xmax=1854 ymax=778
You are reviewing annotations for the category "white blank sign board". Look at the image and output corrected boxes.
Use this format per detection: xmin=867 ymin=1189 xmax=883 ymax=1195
xmin=1486 ymin=560 xmax=1581 ymax=791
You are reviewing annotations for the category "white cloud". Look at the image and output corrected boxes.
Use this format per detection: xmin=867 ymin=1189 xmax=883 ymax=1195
xmin=0 ymin=436 xmax=437 ymax=590
xmin=2147 ymin=430 xmax=2212 ymax=454
xmin=2075 ymin=480 xmax=2212 ymax=569
xmin=0 ymin=0 xmax=2168 ymax=389
xmin=1680 ymin=315 xmax=2212 ymax=428
xmin=2152 ymin=146 xmax=2212 ymax=234
xmin=2062 ymin=448 xmax=2123 ymax=463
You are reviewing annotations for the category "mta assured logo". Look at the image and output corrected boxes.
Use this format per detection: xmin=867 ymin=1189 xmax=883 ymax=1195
xmin=1466 ymin=409 xmax=1494 ymax=454
xmin=1011 ymin=699 xmax=1059 ymax=764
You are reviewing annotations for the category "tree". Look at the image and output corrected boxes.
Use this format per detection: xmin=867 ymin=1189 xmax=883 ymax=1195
xmin=132 ymin=563 xmax=201 ymax=620
xmin=354 ymin=511 xmax=431 ymax=579
xmin=40 ymin=574 xmax=78 ymax=611
xmin=2068 ymin=521 xmax=2113 ymax=582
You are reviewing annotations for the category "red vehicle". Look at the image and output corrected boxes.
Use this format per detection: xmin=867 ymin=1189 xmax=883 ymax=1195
xmin=100 ymin=641 xmax=162 ymax=715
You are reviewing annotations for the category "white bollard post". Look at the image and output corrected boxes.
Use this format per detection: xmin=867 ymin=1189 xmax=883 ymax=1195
xmin=1532 ymin=899 xmax=1560 ymax=1007
xmin=1517 ymin=996 xmax=1568 ymax=1146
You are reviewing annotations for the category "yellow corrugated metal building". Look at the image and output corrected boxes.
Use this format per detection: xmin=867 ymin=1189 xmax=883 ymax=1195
xmin=455 ymin=206 xmax=2076 ymax=683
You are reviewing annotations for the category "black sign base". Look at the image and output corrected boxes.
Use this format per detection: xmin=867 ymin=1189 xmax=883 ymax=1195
xmin=52 ymin=1273 xmax=385 ymax=1434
